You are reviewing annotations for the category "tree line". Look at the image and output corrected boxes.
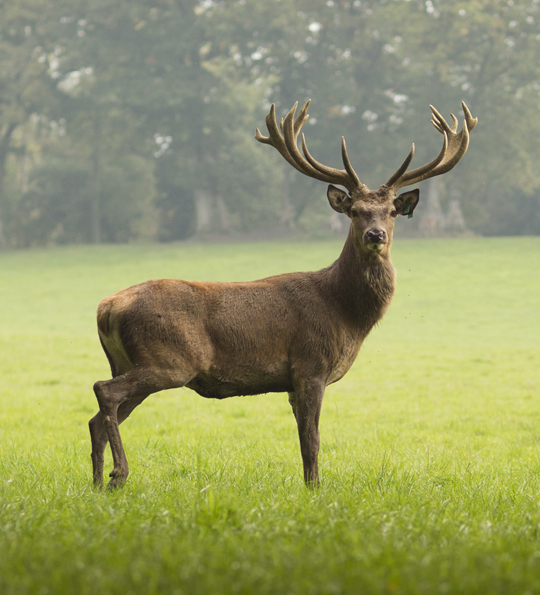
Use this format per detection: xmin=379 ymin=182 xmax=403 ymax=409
xmin=1 ymin=0 xmax=539 ymax=247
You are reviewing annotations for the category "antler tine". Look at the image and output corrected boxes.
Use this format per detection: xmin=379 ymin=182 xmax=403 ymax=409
xmin=299 ymin=132 xmax=359 ymax=191
xmin=430 ymin=105 xmax=454 ymax=135
xmin=255 ymin=103 xmax=310 ymax=174
xmin=283 ymin=105 xmax=346 ymax=184
xmin=396 ymin=133 xmax=449 ymax=187
xmin=386 ymin=102 xmax=477 ymax=190
xmin=277 ymin=101 xmax=311 ymax=136
xmin=255 ymin=104 xmax=279 ymax=145
xmin=295 ymin=100 xmax=311 ymax=135
xmin=385 ymin=143 xmax=415 ymax=189
xmin=256 ymin=102 xmax=330 ymax=179
xmin=341 ymin=137 xmax=363 ymax=189
xmin=256 ymin=100 xmax=365 ymax=192
xmin=462 ymin=101 xmax=478 ymax=132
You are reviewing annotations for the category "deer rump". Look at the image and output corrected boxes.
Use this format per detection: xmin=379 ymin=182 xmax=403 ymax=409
xmin=97 ymin=275 xmax=364 ymax=401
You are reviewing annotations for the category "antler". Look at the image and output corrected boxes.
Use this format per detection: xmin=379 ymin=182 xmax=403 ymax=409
xmin=255 ymin=101 xmax=366 ymax=193
xmin=386 ymin=102 xmax=478 ymax=190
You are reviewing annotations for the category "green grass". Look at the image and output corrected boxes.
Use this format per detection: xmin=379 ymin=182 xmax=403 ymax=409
xmin=0 ymin=236 xmax=539 ymax=595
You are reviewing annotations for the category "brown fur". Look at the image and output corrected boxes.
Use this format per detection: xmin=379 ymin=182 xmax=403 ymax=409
xmin=89 ymin=189 xmax=421 ymax=489
xmin=90 ymin=99 xmax=477 ymax=489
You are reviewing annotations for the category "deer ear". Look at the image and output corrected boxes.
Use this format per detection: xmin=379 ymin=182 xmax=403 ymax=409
xmin=394 ymin=189 xmax=420 ymax=219
xmin=327 ymin=185 xmax=352 ymax=214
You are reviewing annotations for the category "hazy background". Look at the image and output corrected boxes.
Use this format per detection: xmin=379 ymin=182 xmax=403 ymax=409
xmin=1 ymin=0 xmax=539 ymax=248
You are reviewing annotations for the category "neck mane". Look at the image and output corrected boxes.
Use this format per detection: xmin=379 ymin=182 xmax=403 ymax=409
xmin=326 ymin=225 xmax=396 ymax=327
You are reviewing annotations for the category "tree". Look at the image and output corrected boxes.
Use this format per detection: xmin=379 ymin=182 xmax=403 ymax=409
xmin=48 ymin=0 xmax=284 ymax=239
xmin=3 ymin=0 xmax=540 ymax=244
xmin=0 ymin=0 xmax=61 ymax=248
xmin=221 ymin=0 xmax=540 ymax=234
xmin=395 ymin=0 xmax=540 ymax=233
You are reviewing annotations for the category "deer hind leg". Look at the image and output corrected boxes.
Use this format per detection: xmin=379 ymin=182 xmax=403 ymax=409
xmin=93 ymin=367 xmax=191 ymax=489
xmin=291 ymin=378 xmax=325 ymax=488
xmin=89 ymin=395 xmax=149 ymax=488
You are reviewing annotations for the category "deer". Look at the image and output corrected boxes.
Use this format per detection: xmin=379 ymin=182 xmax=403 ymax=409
xmin=89 ymin=100 xmax=477 ymax=489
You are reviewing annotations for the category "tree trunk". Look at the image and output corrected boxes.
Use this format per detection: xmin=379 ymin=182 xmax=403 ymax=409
xmin=216 ymin=195 xmax=231 ymax=231
xmin=446 ymin=189 xmax=466 ymax=232
xmin=90 ymin=119 xmax=102 ymax=244
xmin=91 ymin=146 xmax=101 ymax=244
xmin=0 ymin=152 xmax=8 ymax=250
xmin=280 ymin=163 xmax=295 ymax=229
xmin=194 ymin=189 xmax=214 ymax=233
xmin=0 ymin=125 xmax=16 ymax=250
xmin=419 ymin=178 xmax=445 ymax=237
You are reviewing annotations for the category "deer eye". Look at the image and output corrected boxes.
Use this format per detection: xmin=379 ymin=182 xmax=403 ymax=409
xmin=350 ymin=208 xmax=359 ymax=217
xmin=390 ymin=210 xmax=397 ymax=217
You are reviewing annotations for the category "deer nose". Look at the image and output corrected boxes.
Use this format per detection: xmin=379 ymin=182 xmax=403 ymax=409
xmin=365 ymin=229 xmax=386 ymax=244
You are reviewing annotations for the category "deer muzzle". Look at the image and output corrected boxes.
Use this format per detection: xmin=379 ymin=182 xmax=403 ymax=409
xmin=365 ymin=229 xmax=387 ymax=252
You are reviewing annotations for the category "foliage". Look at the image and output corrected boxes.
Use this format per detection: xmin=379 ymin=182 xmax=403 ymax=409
xmin=0 ymin=237 xmax=539 ymax=594
xmin=7 ymin=154 xmax=157 ymax=246
xmin=221 ymin=0 xmax=540 ymax=225
xmin=1 ymin=0 xmax=540 ymax=245
xmin=398 ymin=0 xmax=540 ymax=232
xmin=0 ymin=0 xmax=62 ymax=247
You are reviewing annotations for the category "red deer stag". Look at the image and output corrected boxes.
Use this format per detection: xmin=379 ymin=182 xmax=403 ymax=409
xmin=90 ymin=100 xmax=477 ymax=489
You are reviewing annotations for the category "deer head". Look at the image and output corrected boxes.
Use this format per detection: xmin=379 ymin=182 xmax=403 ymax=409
xmin=256 ymin=100 xmax=478 ymax=256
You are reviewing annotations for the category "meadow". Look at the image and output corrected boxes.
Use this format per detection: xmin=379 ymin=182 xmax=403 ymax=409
xmin=0 ymin=236 xmax=539 ymax=595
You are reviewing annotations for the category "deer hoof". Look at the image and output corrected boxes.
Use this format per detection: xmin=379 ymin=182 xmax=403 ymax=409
xmin=107 ymin=470 xmax=127 ymax=490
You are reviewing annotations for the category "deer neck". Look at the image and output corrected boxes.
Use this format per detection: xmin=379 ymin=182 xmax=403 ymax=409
xmin=329 ymin=225 xmax=396 ymax=322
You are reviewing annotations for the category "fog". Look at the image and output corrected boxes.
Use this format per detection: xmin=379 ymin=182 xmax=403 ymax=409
xmin=1 ymin=0 xmax=539 ymax=247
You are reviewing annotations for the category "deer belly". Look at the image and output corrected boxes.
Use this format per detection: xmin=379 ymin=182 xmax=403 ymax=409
xmin=186 ymin=362 xmax=292 ymax=399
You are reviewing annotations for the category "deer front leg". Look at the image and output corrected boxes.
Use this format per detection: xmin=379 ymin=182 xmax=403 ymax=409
xmin=291 ymin=379 xmax=325 ymax=488
xmin=288 ymin=392 xmax=298 ymax=421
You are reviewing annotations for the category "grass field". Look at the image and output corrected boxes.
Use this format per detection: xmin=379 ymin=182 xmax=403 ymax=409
xmin=0 ymin=236 xmax=539 ymax=595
